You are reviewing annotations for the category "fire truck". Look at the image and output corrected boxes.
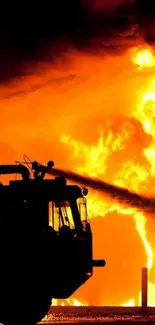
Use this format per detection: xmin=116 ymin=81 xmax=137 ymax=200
xmin=0 ymin=159 xmax=105 ymax=325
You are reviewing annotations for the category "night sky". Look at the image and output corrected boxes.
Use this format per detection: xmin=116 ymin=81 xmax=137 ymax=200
xmin=0 ymin=0 xmax=155 ymax=82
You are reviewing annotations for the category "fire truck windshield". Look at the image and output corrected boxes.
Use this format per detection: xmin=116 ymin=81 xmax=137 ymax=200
xmin=48 ymin=201 xmax=75 ymax=231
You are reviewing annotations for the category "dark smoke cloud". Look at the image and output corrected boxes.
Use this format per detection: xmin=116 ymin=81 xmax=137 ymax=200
xmin=50 ymin=167 xmax=155 ymax=214
xmin=0 ymin=0 xmax=155 ymax=82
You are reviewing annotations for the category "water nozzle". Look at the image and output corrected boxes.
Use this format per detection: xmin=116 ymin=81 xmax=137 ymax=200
xmin=47 ymin=161 xmax=54 ymax=168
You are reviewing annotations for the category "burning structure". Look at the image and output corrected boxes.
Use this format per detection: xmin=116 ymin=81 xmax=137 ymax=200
xmin=1 ymin=0 xmax=155 ymax=311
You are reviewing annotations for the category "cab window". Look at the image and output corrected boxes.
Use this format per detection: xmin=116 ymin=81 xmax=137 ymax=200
xmin=77 ymin=197 xmax=88 ymax=222
xmin=77 ymin=197 xmax=89 ymax=231
xmin=48 ymin=201 xmax=75 ymax=231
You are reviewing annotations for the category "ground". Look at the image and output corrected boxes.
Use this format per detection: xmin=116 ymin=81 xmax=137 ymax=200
xmin=39 ymin=308 xmax=155 ymax=324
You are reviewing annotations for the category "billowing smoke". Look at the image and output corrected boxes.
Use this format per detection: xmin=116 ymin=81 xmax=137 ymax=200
xmin=51 ymin=167 xmax=155 ymax=214
xmin=0 ymin=0 xmax=155 ymax=82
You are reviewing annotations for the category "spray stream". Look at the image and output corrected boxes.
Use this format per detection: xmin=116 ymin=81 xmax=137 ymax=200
xmin=50 ymin=167 xmax=155 ymax=214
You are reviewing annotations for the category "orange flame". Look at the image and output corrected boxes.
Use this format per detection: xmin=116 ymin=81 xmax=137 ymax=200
xmin=131 ymin=48 xmax=155 ymax=68
xmin=59 ymin=46 xmax=155 ymax=306
xmin=1 ymin=43 xmax=155 ymax=306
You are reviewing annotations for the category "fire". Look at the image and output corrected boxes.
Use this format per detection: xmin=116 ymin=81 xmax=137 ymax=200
xmin=59 ymin=46 xmax=155 ymax=306
xmin=131 ymin=48 xmax=155 ymax=68
xmin=134 ymin=213 xmax=153 ymax=270
xmin=52 ymin=298 xmax=83 ymax=306
xmin=61 ymin=133 xmax=154 ymax=306
xmin=1 ymin=43 xmax=155 ymax=306
xmin=122 ymin=298 xmax=135 ymax=307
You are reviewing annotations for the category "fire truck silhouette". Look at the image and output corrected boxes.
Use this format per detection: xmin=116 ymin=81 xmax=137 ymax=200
xmin=0 ymin=158 xmax=105 ymax=325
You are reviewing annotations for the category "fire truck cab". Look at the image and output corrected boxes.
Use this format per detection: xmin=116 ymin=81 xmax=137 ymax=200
xmin=0 ymin=161 xmax=105 ymax=325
